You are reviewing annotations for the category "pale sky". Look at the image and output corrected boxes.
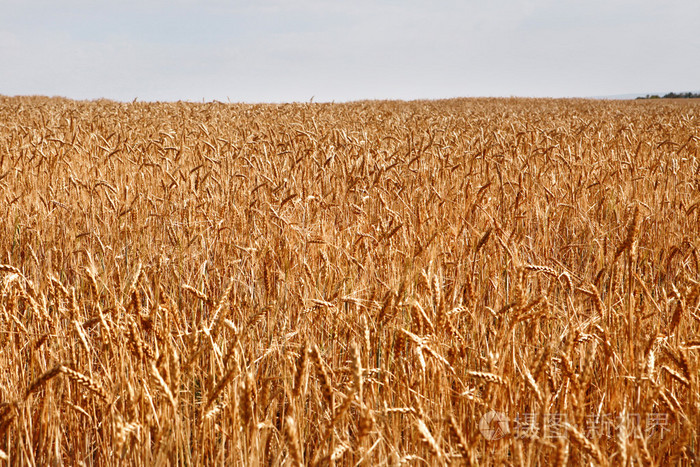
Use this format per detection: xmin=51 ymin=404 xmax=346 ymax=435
xmin=1 ymin=0 xmax=698 ymax=102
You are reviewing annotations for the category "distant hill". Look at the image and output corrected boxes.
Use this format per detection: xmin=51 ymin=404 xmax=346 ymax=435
xmin=592 ymin=93 xmax=649 ymax=100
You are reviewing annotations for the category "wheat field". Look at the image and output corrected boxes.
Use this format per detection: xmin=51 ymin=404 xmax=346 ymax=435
xmin=0 ymin=96 xmax=698 ymax=465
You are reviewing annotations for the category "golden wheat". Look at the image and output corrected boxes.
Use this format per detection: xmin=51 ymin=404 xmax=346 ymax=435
xmin=0 ymin=95 xmax=697 ymax=464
